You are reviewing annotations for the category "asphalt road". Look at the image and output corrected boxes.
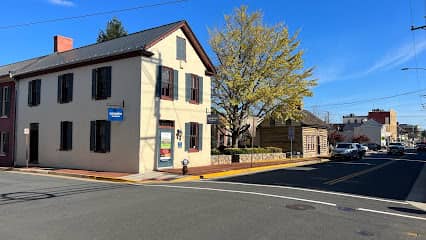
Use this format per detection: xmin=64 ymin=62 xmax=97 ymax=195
xmin=220 ymin=151 xmax=426 ymax=200
xmin=0 ymin=152 xmax=424 ymax=240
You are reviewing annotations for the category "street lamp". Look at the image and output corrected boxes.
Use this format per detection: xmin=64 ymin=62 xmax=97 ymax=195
xmin=401 ymin=67 xmax=426 ymax=71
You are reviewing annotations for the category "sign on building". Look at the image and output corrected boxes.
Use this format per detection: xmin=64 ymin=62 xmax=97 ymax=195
xmin=108 ymin=108 xmax=124 ymax=121
xmin=207 ymin=114 xmax=219 ymax=124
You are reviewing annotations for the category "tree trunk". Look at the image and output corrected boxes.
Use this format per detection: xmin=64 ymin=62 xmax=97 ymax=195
xmin=231 ymin=130 xmax=239 ymax=148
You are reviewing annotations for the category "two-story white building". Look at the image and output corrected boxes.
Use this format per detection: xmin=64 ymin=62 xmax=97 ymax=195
xmin=8 ymin=20 xmax=214 ymax=173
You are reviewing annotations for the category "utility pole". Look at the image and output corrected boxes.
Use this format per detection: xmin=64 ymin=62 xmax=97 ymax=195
xmin=411 ymin=25 xmax=426 ymax=31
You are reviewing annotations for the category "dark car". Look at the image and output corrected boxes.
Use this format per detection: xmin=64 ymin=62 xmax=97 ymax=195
xmin=366 ymin=143 xmax=381 ymax=151
xmin=416 ymin=143 xmax=426 ymax=152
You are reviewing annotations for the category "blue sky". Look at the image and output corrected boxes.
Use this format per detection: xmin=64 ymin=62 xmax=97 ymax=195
xmin=1 ymin=0 xmax=426 ymax=127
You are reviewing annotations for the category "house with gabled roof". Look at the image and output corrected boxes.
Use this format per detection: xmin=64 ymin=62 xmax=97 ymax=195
xmin=256 ymin=110 xmax=329 ymax=157
xmin=2 ymin=20 xmax=214 ymax=173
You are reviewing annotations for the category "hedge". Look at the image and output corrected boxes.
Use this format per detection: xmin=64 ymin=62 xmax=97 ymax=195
xmin=222 ymin=147 xmax=282 ymax=155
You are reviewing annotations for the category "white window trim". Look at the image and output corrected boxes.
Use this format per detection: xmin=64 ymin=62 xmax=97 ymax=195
xmin=1 ymin=86 xmax=9 ymax=118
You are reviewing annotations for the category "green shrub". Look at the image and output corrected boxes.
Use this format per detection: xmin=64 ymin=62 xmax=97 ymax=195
xmin=211 ymin=149 xmax=221 ymax=155
xmin=223 ymin=147 xmax=283 ymax=155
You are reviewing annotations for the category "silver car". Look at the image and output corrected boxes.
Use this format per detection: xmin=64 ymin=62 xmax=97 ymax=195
xmin=331 ymin=143 xmax=360 ymax=160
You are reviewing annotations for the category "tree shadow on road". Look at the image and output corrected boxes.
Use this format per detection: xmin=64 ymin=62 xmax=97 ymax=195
xmin=0 ymin=183 xmax=130 ymax=206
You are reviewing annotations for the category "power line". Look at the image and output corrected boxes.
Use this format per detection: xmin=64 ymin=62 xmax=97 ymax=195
xmin=306 ymin=88 xmax=426 ymax=108
xmin=0 ymin=0 xmax=188 ymax=30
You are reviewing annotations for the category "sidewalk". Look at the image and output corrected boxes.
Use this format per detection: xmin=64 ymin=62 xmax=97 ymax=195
xmin=0 ymin=157 xmax=327 ymax=183
xmin=407 ymin=162 xmax=426 ymax=210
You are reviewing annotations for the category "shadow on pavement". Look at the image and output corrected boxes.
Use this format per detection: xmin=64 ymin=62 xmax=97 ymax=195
xmin=388 ymin=206 xmax=426 ymax=215
xmin=219 ymin=152 xmax=426 ymax=201
xmin=0 ymin=183 xmax=130 ymax=206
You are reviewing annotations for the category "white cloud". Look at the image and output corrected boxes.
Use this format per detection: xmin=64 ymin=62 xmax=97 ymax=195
xmin=48 ymin=0 xmax=75 ymax=7
xmin=317 ymin=39 xmax=426 ymax=84
xmin=365 ymin=39 xmax=426 ymax=74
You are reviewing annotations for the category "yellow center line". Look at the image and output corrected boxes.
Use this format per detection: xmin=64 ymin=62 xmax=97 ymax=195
xmin=324 ymin=160 xmax=396 ymax=185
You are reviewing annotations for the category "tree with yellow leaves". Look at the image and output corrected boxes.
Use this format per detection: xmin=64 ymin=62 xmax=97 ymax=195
xmin=209 ymin=6 xmax=317 ymax=147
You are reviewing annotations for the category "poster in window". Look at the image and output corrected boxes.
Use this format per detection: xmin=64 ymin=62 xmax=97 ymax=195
xmin=160 ymin=132 xmax=172 ymax=161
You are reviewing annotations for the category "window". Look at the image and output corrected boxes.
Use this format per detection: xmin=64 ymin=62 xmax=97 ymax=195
xmin=185 ymin=122 xmax=203 ymax=152
xmin=0 ymin=86 xmax=10 ymax=117
xmin=185 ymin=74 xmax=203 ymax=104
xmin=28 ymin=79 xmax=41 ymax=106
xmin=92 ymin=66 xmax=111 ymax=100
xmin=159 ymin=120 xmax=175 ymax=128
xmin=0 ymin=132 xmax=8 ymax=155
xmin=58 ymin=73 xmax=73 ymax=104
xmin=190 ymin=75 xmax=199 ymax=103
xmin=176 ymin=36 xmax=186 ymax=61
xmin=60 ymin=121 xmax=72 ymax=151
xmin=90 ymin=120 xmax=111 ymax=153
xmin=156 ymin=66 xmax=178 ymax=100
xmin=161 ymin=67 xmax=174 ymax=99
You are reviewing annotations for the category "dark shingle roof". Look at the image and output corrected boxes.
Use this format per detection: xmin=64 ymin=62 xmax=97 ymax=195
xmin=0 ymin=21 xmax=186 ymax=77
xmin=300 ymin=110 xmax=328 ymax=127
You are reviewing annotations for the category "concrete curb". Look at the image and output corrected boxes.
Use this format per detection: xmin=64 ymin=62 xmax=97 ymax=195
xmin=0 ymin=159 xmax=329 ymax=184
xmin=0 ymin=167 xmax=140 ymax=183
xmin=407 ymin=162 xmax=426 ymax=210
xmin=171 ymin=159 xmax=329 ymax=182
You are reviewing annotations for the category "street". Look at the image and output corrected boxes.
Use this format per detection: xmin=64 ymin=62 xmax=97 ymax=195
xmin=0 ymin=152 xmax=425 ymax=240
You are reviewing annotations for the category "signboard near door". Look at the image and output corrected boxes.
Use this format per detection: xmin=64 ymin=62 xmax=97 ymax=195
xmin=157 ymin=120 xmax=175 ymax=169
xmin=160 ymin=132 xmax=172 ymax=161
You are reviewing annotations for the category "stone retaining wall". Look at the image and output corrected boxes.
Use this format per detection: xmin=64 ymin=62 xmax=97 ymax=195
xmin=211 ymin=153 xmax=286 ymax=165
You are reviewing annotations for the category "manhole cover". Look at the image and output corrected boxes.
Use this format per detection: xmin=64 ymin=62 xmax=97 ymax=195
xmin=357 ymin=230 xmax=374 ymax=237
xmin=337 ymin=206 xmax=356 ymax=212
xmin=285 ymin=204 xmax=315 ymax=211
xmin=1 ymin=192 xmax=55 ymax=201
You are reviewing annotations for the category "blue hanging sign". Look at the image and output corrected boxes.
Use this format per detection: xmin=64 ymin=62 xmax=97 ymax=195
xmin=108 ymin=108 xmax=124 ymax=121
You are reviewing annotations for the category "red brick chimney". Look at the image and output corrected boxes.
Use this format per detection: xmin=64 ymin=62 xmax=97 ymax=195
xmin=54 ymin=35 xmax=73 ymax=53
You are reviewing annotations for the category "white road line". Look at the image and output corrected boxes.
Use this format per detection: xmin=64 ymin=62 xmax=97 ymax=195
xmin=201 ymin=181 xmax=409 ymax=205
xmin=357 ymin=208 xmax=426 ymax=221
xmin=146 ymin=184 xmax=337 ymax=206
xmin=145 ymin=184 xmax=425 ymax=221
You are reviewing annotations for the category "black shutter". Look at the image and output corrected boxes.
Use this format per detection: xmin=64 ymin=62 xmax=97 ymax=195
xmin=28 ymin=81 xmax=33 ymax=106
xmin=173 ymin=69 xmax=178 ymax=100
xmin=185 ymin=122 xmax=190 ymax=151
xmin=198 ymin=123 xmax=203 ymax=151
xmin=198 ymin=76 xmax=203 ymax=104
xmin=185 ymin=74 xmax=191 ymax=102
xmin=105 ymin=67 xmax=112 ymax=98
xmin=156 ymin=65 xmax=162 ymax=98
xmin=35 ymin=79 xmax=41 ymax=105
xmin=92 ymin=69 xmax=97 ymax=99
xmin=67 ymin=122 xmax=72 ymax=150
xmin=60 ymin=122 xmax=64 ymax=150
xmin=90 ymin=121 xmax=96 ymax=151
xmin=67 ymin=74 xmax=73 ymax=102
xmin=105 ymin=121 xmax=111 ymax=152
xmin=58 ymin=75 xmax=63 ymax=103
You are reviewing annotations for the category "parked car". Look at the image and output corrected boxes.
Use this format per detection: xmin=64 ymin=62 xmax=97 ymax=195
xmin=387 ymin=142 xmax=405 ymax=155
xmin=415 ymin=142 xmax=426 ymax=152
xmin=331 ymin=143 xmax=360 ymax=160
xmin=366 ymin=143 xmax=381 ymax=151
